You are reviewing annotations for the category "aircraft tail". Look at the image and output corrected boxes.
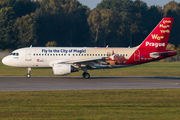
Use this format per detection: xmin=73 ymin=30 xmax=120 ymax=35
xmin=138 ymin=17 xmax=174 ymax=51
xmin=125 ymin=17 xmax=176 ymax=65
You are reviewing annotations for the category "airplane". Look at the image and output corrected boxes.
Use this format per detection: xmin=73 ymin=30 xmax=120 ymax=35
xmin=2 ymin=17 xmax=177 ymax=79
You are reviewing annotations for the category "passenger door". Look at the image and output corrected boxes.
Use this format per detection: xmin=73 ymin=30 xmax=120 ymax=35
xmin=25 ymin=49 xmax=32 ymax=61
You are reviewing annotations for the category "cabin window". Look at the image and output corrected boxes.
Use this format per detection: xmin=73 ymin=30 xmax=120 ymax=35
xmin=87 ymin=54 xmax=89 ymax=56
xmin=39 ymin=54 xmax=41 ymax=56
xmin=36 ymin=54 xmax=38 ymax=56
xmin=64 ymin=54 xmax=66 ymax=56
xmin=33 ymin=54 xmax=35 ymax=56
xmin=84 ymin=54 xmax=86 ymax=56
xmin=126 ymin=54 xmax=128 ymax=56
xmin=76 ymin=54 xmax=78 ymax=56
xmin=45 ymin=54 xmax=46 ymax=56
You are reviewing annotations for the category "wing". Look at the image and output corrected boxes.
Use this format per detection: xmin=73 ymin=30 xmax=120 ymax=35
xmin=67 ymin=57 xmax=107 ymax=68
xmin=48 ymin=57 xmax=108 ymax=68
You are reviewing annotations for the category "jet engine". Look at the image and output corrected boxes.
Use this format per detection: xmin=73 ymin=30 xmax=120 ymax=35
xmin=52 ymin=64 xmax=79 ymax=75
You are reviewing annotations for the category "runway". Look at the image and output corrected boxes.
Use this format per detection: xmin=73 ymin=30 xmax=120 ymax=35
xmin=0 ymin=76 xmax=180 ymax=91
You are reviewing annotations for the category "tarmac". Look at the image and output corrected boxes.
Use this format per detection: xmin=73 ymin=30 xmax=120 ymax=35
xmin=0 ymin=76 xmax=180 ymax=91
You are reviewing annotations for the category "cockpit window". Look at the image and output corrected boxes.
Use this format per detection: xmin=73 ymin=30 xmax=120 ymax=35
xmin=10 ymin=53 xmax=19 ymax=56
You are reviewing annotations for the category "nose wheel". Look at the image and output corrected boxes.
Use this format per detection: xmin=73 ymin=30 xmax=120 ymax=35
xmin=26 ymin=68 xmax=31 ymax=78
xmin=82 ymin=72 xmax=90 ymax=79
xmin=26 ymin=74 xmax=31 ymax=78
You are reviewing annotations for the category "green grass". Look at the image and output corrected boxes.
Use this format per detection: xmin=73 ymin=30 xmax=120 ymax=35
xmin=1 ymin=62 xmax=180 ymax=119
xmin=0 ymin=61 xmax=180 ymax=77
xmin=0 ymin=89 xmax=180 ymax=119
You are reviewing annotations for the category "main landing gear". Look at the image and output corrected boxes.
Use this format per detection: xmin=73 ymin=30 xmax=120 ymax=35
xmin=82 ymin=68 xmax=90 ymax=79
xmin=26 ymin=68 xmax=31 ymax=78
xmin=82 ymin=72 xmax=90 ymax=79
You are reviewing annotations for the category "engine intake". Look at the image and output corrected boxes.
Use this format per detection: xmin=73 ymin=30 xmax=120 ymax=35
xmin=52 ymin=64 xmax=79 ymax=75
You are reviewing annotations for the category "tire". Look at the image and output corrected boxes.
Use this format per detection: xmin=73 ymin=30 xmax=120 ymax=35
xmin=26 ymin=74 xmax=31 ymax=78
xmin=84 ymin=73 xmax=90 ymax=79
xmin=82 ymin=72 xmax=86 ymax=78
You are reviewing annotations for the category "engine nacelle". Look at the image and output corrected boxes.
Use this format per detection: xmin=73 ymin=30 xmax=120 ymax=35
xmin=52 ymin=64 xmax=79 ymax=75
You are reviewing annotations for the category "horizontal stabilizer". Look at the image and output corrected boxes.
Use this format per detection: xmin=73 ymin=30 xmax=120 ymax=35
xmin=150 ymin=51 xmax=176 ymax=58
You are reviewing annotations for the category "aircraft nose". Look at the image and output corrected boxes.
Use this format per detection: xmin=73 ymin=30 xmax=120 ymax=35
xmin=2 ymin=56 xmax=9 ymax=66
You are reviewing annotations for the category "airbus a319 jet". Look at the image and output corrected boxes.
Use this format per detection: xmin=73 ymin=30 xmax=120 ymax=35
xmin=2 ymin=17 xmax=177 ymax=79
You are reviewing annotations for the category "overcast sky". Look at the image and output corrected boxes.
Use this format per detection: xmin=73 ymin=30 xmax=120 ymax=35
xmin=78 ymin=0 xmax=180 ymax=9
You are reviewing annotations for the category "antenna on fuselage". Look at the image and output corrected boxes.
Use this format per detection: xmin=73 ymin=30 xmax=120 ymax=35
xmin=30 ymin=45 xmax=32 ymax=48
xmin=106 ymin=45 xmax=109 ymax=48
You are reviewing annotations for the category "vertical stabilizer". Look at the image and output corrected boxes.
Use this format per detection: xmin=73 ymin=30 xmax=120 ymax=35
xmin=125 ymin=17 xmax=176 ymax=65
xmin=138 ymin=17 xmax=174 ymax=51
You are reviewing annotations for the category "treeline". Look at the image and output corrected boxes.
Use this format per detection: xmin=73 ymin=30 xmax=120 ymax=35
xmin=0 ymin=0 xmax=180 ymax=50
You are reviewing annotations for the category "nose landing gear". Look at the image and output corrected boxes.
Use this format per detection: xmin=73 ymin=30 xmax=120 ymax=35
xmin=26 ymin=68 xmax=31 ymax=78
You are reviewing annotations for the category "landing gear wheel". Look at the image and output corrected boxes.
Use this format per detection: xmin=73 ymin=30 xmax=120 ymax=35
xmin=26 ymin=68 xmax=31 ymax=78
xmin=84 ymin=73 xmax=90 ymax=79
xmin=82 ymin=72 xmax=86 ymax=77
xmin=82 ymin=72 xmax=90 ymax=79
xmin=26 ymin=74 xmax=31 ymax=78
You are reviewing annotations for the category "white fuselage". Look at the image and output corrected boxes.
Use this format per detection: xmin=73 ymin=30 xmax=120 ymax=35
xmin=2 ymin=47 xmax=137 ymax=68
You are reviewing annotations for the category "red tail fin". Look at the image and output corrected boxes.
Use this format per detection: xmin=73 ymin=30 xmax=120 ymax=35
xmin=138 ymin=17 xmax=174 ymax=51
xmin=125 ymin=17 xmax=176 ymax=65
